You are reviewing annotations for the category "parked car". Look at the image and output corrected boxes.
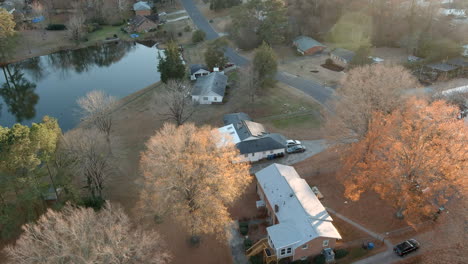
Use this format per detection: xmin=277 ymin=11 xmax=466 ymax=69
xmin=286 ymin=139 xmax=301 ymax=146
xmin=393 ymin=239 xmax=420 ymax=257
xmin=286 ymin=145 xmax=306 ymax=154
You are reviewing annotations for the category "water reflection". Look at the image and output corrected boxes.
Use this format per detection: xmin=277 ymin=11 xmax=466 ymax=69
xmin=0 ymin=42 xmax=160 ymax=130
xmin=1 ymin=65 xmax=39 ymax=122
xmin=47 ymin=42 xmax=136 ymax=75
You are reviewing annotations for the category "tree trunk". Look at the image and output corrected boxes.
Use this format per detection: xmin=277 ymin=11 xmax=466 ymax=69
xmin=46 ymin=163 xmax=60 ymax=202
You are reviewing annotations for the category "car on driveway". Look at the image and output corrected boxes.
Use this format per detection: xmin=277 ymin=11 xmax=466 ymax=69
xmin=393 ymin=239 xmax=420 ymax=257
xmin=286 ymin=139 xmax=302 ymax=146
xmin=286 ymin=144 xmax=306 ymax=154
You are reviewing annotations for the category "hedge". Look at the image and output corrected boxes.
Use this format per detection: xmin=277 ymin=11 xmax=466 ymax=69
xmin=46 ymin=24 xmax=66 ymax=30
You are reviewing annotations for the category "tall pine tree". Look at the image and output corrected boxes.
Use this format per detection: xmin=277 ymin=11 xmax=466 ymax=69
xmin=158 ymin=41 xmax=186 ymax=83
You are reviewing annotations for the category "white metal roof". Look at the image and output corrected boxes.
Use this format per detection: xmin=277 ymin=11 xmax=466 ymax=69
xmin=217 ymin=124 xmax=241 ymax=145
xmin=257 ymin=164 xmax=341 ymax=250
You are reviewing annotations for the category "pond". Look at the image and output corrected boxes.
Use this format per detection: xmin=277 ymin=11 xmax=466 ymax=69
xmin=0 ymin=41 xmax=162 ymax=131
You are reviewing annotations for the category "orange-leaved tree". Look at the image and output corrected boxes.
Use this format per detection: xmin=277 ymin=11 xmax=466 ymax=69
xmin=139 ymin=123 xmax=252 ymax=240
xmin=341 ymin=98 xmax=467 ymax=223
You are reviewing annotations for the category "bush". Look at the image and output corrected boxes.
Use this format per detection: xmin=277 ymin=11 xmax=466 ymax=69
xmin=313 ymin=254 xmax=325 ymax=264
xmin=79 ymin=197 xmax=105 ymax=210
xmin=111 ymin=20 xmax=125 ymax=27
xmin=249 ymin=255 xmax=262 ymax=264
xmin=335 ymin=249 xmax=349 ymax=259
xmin=46 ymin=24 xmax=66 ymax=30
xmin=244 ymin=238 xmax=253 ymax=250
xmin=240 ymin=226 xmax=248 ymax=236
xmin=184 ymin=25 xmax=191 ymax=32
xmin=178 ymin=32 xmax=183 ymax=37
xmin=192 ymin=30 xmax=206 ymax=43
xmin=86 ymin=23 xmax=102 ymax=33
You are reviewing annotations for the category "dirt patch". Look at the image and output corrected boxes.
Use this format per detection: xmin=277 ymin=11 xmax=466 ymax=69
xmin=321 ymin=63 xmax=344 ymax=72
xmin=279 ymin=54 xmax=345 ymax=86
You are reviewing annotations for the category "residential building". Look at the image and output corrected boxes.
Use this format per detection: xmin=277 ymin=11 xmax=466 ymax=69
xmin=126 ymin=15 xmax=158 ymax=33
xmin=247 ymin=164 xmax=341 ymax=262
xmin=190 ymin=64 xmax=210 ymax=80
xmin=191 ymin=72 xmax=227 ymax=104
xmin=219 ymin=113 xmax=287 ymax=162
xmin=293 ymin=36 xmax=327 ymax=56
xmin=133 ymin=1 xmax=152 ymax=16
xmin=330 ymin=48 xmax=356 ymax=67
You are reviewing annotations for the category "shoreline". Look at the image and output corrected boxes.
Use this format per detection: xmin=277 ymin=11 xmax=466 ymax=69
xmin=1 ymin=34 xmax=159 ymax=66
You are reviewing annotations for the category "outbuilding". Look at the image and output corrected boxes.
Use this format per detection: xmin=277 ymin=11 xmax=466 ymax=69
xmin=190 ymin=64 xmax=210 ymax=80
xmin=292 ymin=36 xmax=327 ymax=56
xmin=330 ymin=48 xmax=356 ymax=67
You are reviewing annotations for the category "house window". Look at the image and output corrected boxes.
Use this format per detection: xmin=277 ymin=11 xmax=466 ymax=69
xmin=203 ymin=97 xmax=209 ymax=100
xmin=214 ymin=97 xmax=217 ymax=101
xmin=287 ymin=248 xmax=292 ymax=254
xmin=251 ymin=153 xmax=254 ymax=156
xmin=323 ymin=240 xmax=329 ymax=247
xmin=270 ymin=150 xmax=274 ymax=154
xmin=280 ymin=249 xmax=286 ymax=255
xmin=302 ymin=244 xmax=308 ymax=250
xmin=263 ymin=151 xmax=266 ymax=154
xmin=244 ymin=154 xmax=248 ymax=157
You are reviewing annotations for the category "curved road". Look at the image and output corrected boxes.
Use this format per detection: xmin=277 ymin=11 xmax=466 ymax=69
xmin=180 ymin=0 xmax=334 ymax=106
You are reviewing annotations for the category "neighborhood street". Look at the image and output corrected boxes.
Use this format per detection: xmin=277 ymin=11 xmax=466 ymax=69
xmin=179 ymin=0 xmax=333 ymax=106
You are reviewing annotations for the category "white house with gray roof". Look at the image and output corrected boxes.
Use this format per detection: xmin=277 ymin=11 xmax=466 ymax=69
xmin=218 ymin=113 xmax=287 ymax=162
xmin=252 ymin=164 xmax=341 ymax=262
xmin=191 ymin=72 xmax=227 ymax=104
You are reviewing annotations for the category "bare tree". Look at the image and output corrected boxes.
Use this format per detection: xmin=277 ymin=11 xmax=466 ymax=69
xmin=60 ymin=128 xmax=113 ymax=200
xmin=68 ymin=11 xmax=86 ymax=42
xmin=323 ymin=64 xmax=420 ymax=144
xmin=139 ymin=123 xmax=252 ymax=240
xmin=155 ymin=80 xmax=196 ymax=126
xmin=5 ymin=203 xmax=171 ymax=264
xmin=240 ymin=65 xmax=259 ymax=103
xmin=77 ymin=90 xmax=117 ymax=142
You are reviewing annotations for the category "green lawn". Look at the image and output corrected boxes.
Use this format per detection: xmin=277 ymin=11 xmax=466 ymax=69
xmin=86 ymin=26 xmax=145 ymax=43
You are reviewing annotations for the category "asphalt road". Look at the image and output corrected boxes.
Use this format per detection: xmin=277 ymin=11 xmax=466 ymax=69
xmin=179 ymin=0 xmax=333 ymax=105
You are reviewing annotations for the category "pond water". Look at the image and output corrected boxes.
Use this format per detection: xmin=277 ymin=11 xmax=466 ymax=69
xmin=0 ymin=41 xmax=162 ymax=131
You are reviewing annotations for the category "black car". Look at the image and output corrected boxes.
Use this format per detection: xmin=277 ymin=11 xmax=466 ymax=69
xmin=393 ymin=239 xmax=420 ymax=257
xmin=286 ymin=144 xmax=306 ymax=154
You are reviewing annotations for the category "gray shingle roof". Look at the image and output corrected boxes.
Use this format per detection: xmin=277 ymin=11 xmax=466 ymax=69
xmin=426 ymin=63 xmax=459 ymax=72
xmin=447 ymin=57 xmax=468 ymax=67
xmin=133 ymin=1 xmax=151 ymax=11
xmin=190 ymin=64 xmax=209 ymax=75
xmin=237 ymin=133 xmax=287 ymax=154
xmin=192 ymin=72 xmax=227 ymax=97
xmin=293 ymin=36 xmax=326 ymax=52
xmin=331 ymin=48 xmax=356 ymax=63
xmin=223 ymin=112 xmax=252 ymax=125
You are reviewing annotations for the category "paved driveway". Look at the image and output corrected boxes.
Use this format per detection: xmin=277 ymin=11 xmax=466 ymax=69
xmin=250 ymin=140 xmax=326 ymax=173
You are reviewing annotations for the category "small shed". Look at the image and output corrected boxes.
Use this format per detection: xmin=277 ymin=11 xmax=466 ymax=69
xmin=292 ymin=36 xmax=327 ymax=56
xmin=330 ymin=48 xmax=356 ymax=67
xmin=133 ymin=1 xmax=151 ymax=16
xmin=425 ymin=62 xmax=460 ymax=80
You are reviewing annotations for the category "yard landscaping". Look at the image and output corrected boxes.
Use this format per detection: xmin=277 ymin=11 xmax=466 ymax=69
xmin=88 ymin=67 xmax=324 ymax=263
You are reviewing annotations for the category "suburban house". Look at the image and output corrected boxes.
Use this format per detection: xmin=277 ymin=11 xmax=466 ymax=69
xmin=190 ymin=64 xmax=210 ymax=80
xmin=247 ymin=164 xmax=342 ymax=263
xmin=218 ymin=113 xmax=287 ymax=162
xmin=126 ymin=14 xmax=159 ymax=33
xmin=133 ymin=1 xmax=152 ymax=16
xmin=330 ymin=48 xmax=356 ymax=67
xmin=0 ymin=1 xmax=15 ymax=14
xmin=191 ymin=71 xmax=227 ymax=104
xmin=293 ymin=36 xmax=327 ymax=56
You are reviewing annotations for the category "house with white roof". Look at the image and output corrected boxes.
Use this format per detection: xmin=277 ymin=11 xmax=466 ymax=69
xmin=247 ymin=164 xmax=341 ymax=262
xmin=218 ymin=113 xmax=287 ymax=162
